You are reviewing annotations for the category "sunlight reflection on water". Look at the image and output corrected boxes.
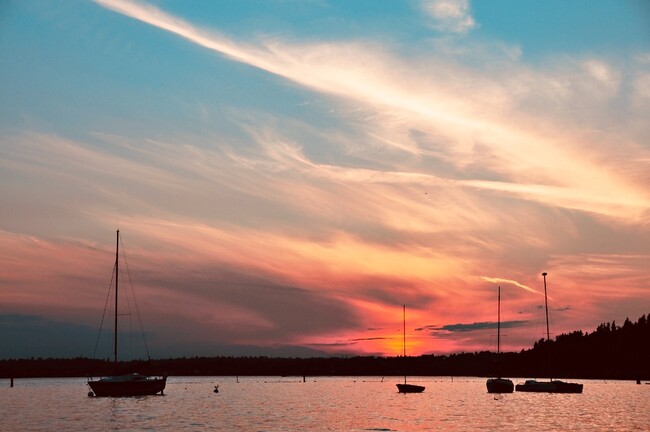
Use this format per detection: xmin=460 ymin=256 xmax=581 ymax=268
xmin=0 ymin=377 xmax=648 ymax=431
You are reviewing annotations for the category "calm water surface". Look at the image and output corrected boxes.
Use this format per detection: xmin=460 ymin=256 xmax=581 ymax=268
xmin=1 ymin=377 xmax=648 ymax=431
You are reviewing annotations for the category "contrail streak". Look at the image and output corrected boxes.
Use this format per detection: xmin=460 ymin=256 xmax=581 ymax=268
xmin=481 ymin=276 xmax=539 ymax=295
xmin=94 ymin=0 xmax=277 ymax=71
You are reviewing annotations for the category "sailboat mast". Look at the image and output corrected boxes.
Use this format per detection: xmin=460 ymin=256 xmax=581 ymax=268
xmin=403 ymin=304 xmax=406 ymax=384
xmin=114 ymin=229 xmax=119 ymax=366
xmin=497 ymin=286 xmax=501 ymax=355
xmin=542 ymin=272 xmax=550 ymax=341
xmin=403 ymin=305 xmax=407 ymax=357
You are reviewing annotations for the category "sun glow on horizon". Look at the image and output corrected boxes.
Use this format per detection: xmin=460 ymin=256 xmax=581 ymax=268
xmin=1 ymin=0 xmax=649 ymax=359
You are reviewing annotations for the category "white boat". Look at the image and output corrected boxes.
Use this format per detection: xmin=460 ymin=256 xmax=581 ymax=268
xmin=87 ymin=230 xmax=166 ymax=397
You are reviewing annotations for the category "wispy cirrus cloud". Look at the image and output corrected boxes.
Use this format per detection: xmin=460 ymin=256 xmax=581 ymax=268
xmin=421 ymin=0 xmax=476 ymax=34
xmin=92 ymin=0 xmax=650 ymax=224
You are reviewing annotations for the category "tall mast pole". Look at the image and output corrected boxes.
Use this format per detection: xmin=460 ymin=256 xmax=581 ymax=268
xmin=542 ymin=272 xmax=550 ymax=341
xmin=497 ymin=286 xmax=501 ymax=356
xmin=403 ymin=304 xmax=406 ymax=385
xmin=403 ymin=305 xmax=406 ymax=357
xmin=114 ymin=230 xmax=119 ymax=366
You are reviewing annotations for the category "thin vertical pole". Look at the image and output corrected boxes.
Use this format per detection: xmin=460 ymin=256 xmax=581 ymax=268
xmin=403 ymin=305 xmax=406 ymax=385
xmin=403 ymin=305 xmax=406 ymax=357
xmin=114 ymin=230 xmax=119 ymax=367
xmin=542 ymin=272 xmax=550 ymax=341
xmin=497 ymin=286 xmax=501 ymax=356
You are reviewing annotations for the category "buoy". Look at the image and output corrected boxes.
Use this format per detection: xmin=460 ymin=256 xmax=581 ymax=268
xmin=214 ymin=385 xmax=219 ymax=393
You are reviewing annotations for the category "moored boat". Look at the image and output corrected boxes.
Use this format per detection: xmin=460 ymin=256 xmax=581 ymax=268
xmin=487 ymin=377 xmax=514 ymax=394
xmin=396 ymin=305 xmax=425 ymax=394
xmin=87 ymin=230 xmax=166 ymax=397
xmin=88 ymin=373 xmax=166 ymax=397
xmin=397 ymin=383 xmax=425 ymax=393
xmin=515 ymin=272 xmax=582 ymax=394
xmin=515 ymin=379 xmax=582 ymax=393
xmin=486 ymin=286 xmax=514 ymax=393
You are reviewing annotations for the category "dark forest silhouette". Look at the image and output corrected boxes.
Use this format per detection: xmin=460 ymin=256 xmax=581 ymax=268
xmin=2 ymin=313 xmax=648 ymax=380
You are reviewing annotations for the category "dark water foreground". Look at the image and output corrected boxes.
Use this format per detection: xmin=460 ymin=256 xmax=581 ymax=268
xmin=1 ymin=377 xmax=648 ymax=431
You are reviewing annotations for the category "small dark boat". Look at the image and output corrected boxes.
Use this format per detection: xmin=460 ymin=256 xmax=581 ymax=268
xmin=87 ymin=230 xmax=166 ymax=397
xmin=515 ymin=379 xmax=582 ymax=393
xmin=88 ymin=373 xmax=166 ymax=397
xmin=487 ymin=378 xmax=514 ymax=393
xmin=515 ymin=272 xmax=582 ymax=394
xmin=486 ymin=286 xmax=513 ymax=393
xmin=396 ymin=305 xmax=425 ymax=394
xmin=396 ymin=383 xmax=425 ymax=393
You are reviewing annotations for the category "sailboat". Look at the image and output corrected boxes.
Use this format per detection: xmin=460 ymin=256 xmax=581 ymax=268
xmin=87 ymin=230 xmax=167 ymax=397
xmin=396 ymin=305 xmax=425 ymax=393
xmin=486 ymin=286 xmax=514 ymax=393
xmin=515 ymin=272 xmax=583 ymax=394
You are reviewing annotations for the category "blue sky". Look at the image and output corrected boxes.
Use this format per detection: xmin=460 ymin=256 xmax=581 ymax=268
xmin=3 ymin=1 xmax=648 ymax=137
xmin=1 ymin=0 xmax=649 ymax=359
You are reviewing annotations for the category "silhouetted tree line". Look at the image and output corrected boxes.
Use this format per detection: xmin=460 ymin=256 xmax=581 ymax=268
xmin=2 ymin=313 xmax=648 ymax=380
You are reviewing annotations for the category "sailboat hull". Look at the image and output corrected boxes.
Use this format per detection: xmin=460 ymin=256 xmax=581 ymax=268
xmin=397 ymin=383 xmax=425 ymax=393
xmin=515 ymin=379 xmax=583 ymax=394
xmin=486 ymin=378 xmax=514 ymax=393
xmin=88 ymin=374 xmax=166 ymax=397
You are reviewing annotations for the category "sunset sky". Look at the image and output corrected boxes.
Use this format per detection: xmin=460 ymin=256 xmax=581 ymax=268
xmin=1 ymin=0 xmax=649 ymax=360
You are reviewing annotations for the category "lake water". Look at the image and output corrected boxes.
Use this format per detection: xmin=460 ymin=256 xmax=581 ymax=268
xmin=1 ymin=377 xmax=648 ymax=431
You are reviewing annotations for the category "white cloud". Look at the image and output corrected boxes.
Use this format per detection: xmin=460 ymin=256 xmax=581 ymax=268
xmin=90 ymin=0 xmax=650 ymax=225
xmin=421 ymin=0 xmax=476 ymax=34
xmin=583 ymin=59 xmax=621 ymax=94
